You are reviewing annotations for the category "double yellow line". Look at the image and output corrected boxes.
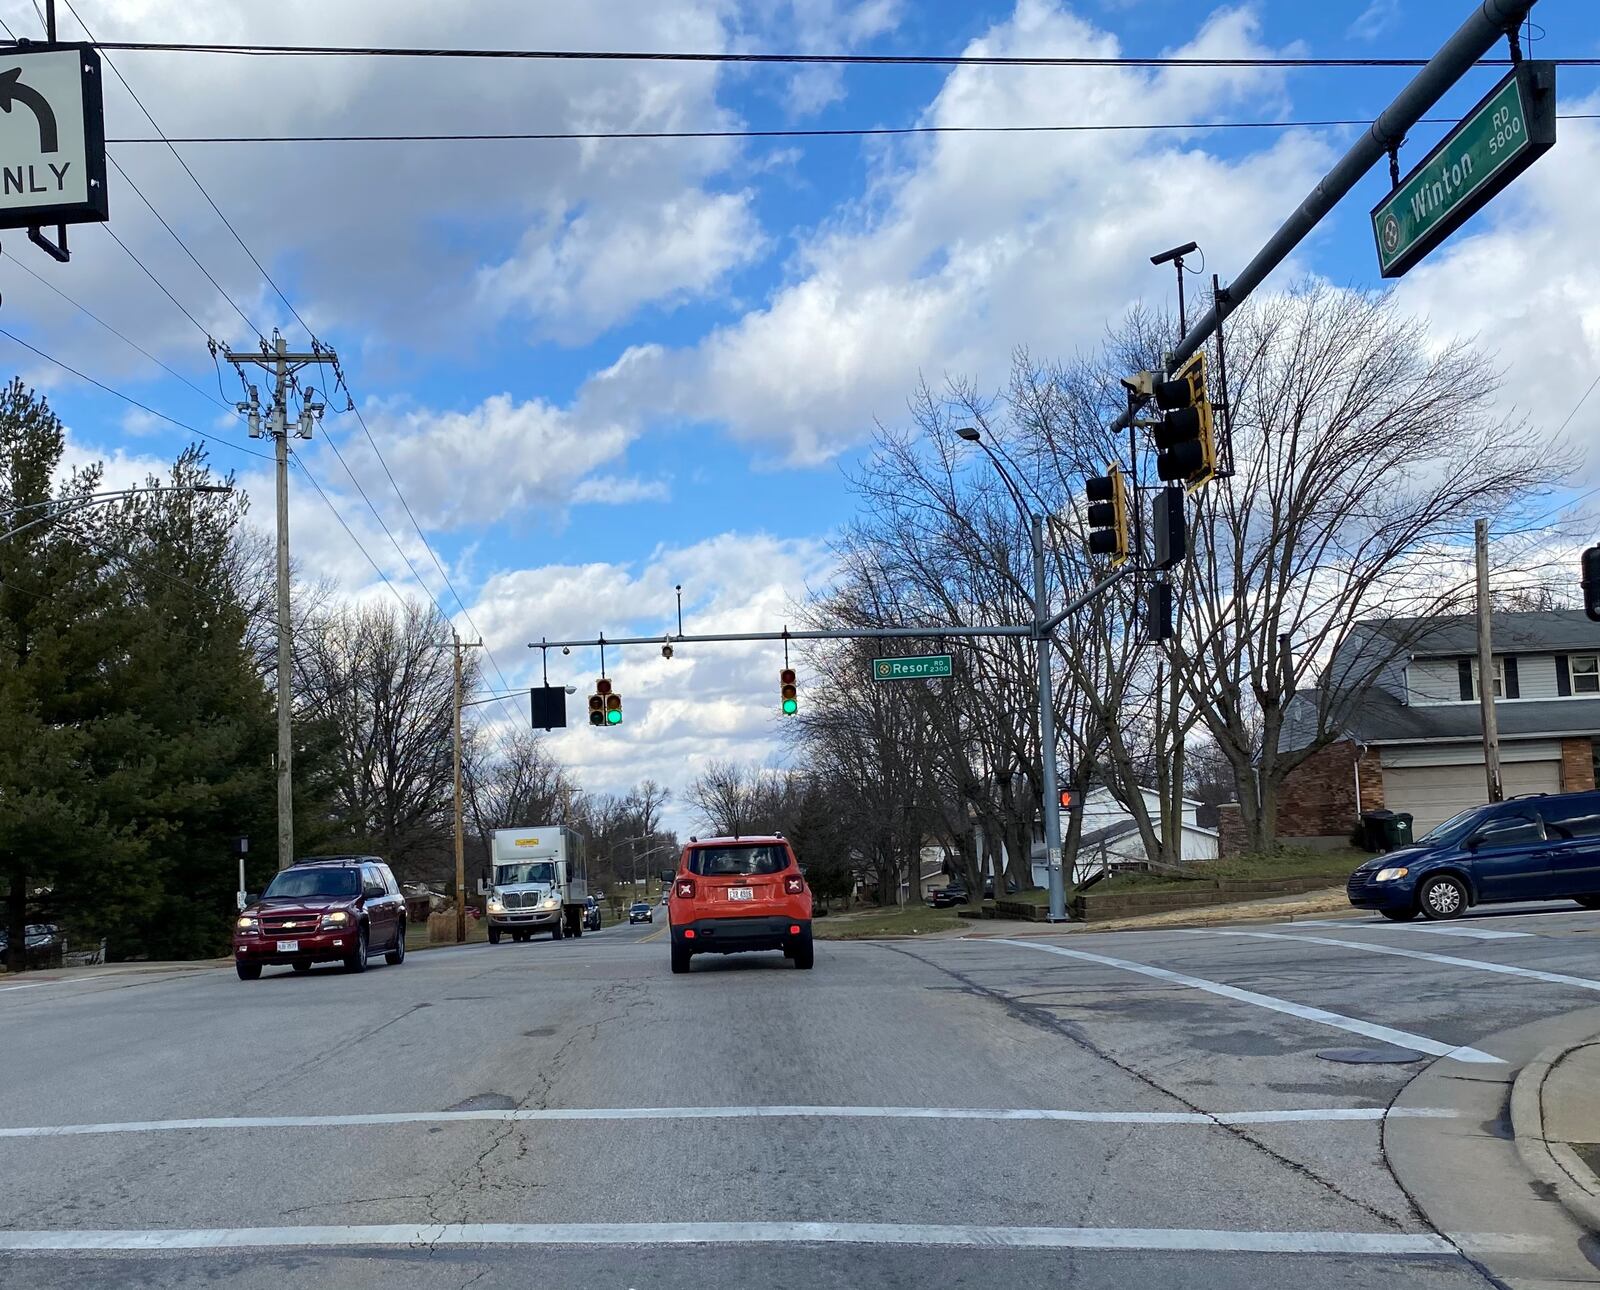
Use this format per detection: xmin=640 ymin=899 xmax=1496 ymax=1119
xmin=638 ymin=925 xmax=668 ymax=944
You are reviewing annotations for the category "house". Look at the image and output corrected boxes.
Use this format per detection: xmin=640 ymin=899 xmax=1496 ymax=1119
xmin=1277 ymin=609 xmax=1600 ymax=842
xmin=1028 ymin=786 xmax=1219 ymax=885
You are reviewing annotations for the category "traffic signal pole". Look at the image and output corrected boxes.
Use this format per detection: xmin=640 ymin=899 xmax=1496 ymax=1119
xmin=1111 ymin=0 xmax=1539 ymax=432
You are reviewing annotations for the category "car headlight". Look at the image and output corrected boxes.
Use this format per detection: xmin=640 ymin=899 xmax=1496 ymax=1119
xmin=487 ymin=899 xmax=505 ymax=914
xmin=542 ymin=897 xmax=559 ymax=910
xmin=319 ymin=910 xmax=350 ymax=929
xmin=236 ymin=916 xmax=259 ymax=932
xmin=1374 ymin=867 xmax=1410 ymax=882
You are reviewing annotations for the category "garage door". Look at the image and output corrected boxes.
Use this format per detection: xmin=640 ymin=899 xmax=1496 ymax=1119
xmin=1382 ymin=760 xmax=1561 ymax=833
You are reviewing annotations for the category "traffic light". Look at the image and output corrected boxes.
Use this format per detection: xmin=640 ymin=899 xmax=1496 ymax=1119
xmin=1584 ymin=544 xmax=1600 ymax=623
xmin=1151 ymin=484 xmax=1187 ymax=572
xmin=587 ymin=693 xmax=604 ymax=726
xmin=780 ymin=668 xmax=798 ymax=715
xmin=1153 ymin=350 xmax=1215 ymax=491
xmin=606 ymin=693 xmax=623 ymax=725
xmin=590 ymin=677 xmax=615 ymax=728
xmin=1084 ymin=466 xmax=1129 ymax=566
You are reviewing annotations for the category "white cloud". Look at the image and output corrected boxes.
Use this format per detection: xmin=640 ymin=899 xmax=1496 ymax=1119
xmin=327 ymin=392 xmax=634 ymax=532
xmin=463 ymin=531 xmax=834 ymax=833
xmin=477 ymin=189 xmax=764 ymax=342
xmin=1391 ymin=100 xmax=1600 ymax=481
xmin=570 ymin=475 xmax=671 ymax=505
xmin=580 ymin=1 xmax=1328 ymax=464
xmin=1347 ymin=0 xmax=1401 ymax=42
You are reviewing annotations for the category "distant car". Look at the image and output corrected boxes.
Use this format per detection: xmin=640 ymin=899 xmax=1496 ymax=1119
xmin=584 ymin=896 xmax=602 ymax=931
xmin=233 ymin=856 xmax=407 ymax=979
xmin=667 ymin=834 xmax=812 ymax=973
xmin=629 ymin=901 xmax=654 ymax=924
xmin=927 ymin=886 xmax=968 ymax=908
xmin=1348 ymin=790 xmax=1600 ymax=921
xmin=0 ymin=923 xmax=61 ymax=968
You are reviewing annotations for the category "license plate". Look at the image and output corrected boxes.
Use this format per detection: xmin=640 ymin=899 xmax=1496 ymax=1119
xmin=276 ymin=940 xmax=299 ymax=953
xmin=729 ymin=887 xmax=754 ymax=901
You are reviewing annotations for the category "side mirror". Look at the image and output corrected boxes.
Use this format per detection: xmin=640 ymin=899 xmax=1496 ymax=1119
xmin=476 ymin=878 xmax=488 ymax=896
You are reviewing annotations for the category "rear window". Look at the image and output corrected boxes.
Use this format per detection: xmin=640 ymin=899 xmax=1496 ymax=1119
xmin=687 ymin=844 xmax=790 ymax=876
xmin=1539 ymin=796 xmax=1600 ymax=840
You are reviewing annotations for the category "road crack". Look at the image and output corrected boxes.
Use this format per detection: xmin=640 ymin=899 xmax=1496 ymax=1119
xmin=882 ymin=940 xmax=1411 ymax=1232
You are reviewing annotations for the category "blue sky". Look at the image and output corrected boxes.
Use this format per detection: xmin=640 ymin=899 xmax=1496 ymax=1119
xmin=5 ymin=0 xmax=1597 ymax=829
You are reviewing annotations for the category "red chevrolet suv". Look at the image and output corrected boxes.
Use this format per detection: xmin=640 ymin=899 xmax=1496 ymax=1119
xmin=667 ymin=835 xmax=812 ymax=974
xmin=233 ymin=856 xmax=407 ymax=980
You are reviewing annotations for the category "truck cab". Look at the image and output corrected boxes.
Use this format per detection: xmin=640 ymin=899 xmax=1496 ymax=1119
xmin=483 ymin=826 xmax=588 ymax=944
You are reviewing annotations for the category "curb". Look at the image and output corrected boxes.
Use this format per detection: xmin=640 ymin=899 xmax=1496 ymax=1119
xmin=1510 ymin=1038 xmax=1600 ymax=1235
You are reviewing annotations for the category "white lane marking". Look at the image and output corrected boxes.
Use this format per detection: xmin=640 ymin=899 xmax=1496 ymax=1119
xmin=0 ymin=974 xmax=128 ymax=994
xmin=990 ymin=938 xmax=1501 ymax=1064
xmin=0 ymin=1221 xmax=1509 ymax=1256
xmin=1186 ymin=929 xmax=1600 ymax=994
xmin=1274 ymin=923 xmax=1531 ymax=940
xmin=0 ymin=1105 xmax=1456 ymax=1139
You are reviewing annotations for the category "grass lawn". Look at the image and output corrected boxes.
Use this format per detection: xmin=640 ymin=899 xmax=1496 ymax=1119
xmin=812 ymin=906 xmax=969 ymax=939
xmin=1085 ymin=846 xmax=1364 ymax=894
xmin=406 ymin=917 xmax=491 ymax=951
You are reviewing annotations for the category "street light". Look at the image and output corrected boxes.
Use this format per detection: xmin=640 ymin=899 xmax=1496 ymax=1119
xmin=953 ymin=426 xmax=1070 ymax=924
xmin=0 ymin=483 xmax=234 ymax=542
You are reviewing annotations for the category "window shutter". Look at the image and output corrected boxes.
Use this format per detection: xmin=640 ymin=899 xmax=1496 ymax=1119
xmin=1458 ymin=658 xmax=1474 ymax=701
xmin=1504 ymin=656 xmax=1520 ymax=699
xmin=1557 ymin=655 xmax=1572 ymax=697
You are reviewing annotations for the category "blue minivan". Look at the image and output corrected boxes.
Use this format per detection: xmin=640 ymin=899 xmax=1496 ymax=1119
xmin=1348 ymin=790 xmax=1600 ymax=920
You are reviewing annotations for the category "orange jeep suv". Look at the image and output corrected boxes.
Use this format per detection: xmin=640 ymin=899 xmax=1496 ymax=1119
xmin=667 ymin=835 xmax=813 ymax=973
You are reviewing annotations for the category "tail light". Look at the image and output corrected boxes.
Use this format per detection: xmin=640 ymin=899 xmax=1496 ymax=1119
xmin=784 ymin=874 xmax=805 ymax=895
xmin=675 ymin=878 xmax=696 ymax=900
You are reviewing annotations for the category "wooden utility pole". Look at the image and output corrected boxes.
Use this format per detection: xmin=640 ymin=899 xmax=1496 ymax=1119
xmin=1475 ymin=518 xmax=1503 ymax=803
xmin=449 ymin=633 xmax=483 ymax=942
xmin=225 ymin=334 xmax=337 ymax=871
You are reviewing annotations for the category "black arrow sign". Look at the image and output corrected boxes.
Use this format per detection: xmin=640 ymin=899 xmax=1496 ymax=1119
xmin=0 ymin=67 xmax=59 ymax=154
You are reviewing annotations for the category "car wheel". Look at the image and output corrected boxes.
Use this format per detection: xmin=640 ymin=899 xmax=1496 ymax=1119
xmin=385 ymin=921 xmax=406 ymax=965
xmin=671 ymin=944 xmax=692 ymax=974
xmin=344 ymin=926 xmax=369 ymax=972
xmin=552 ymin=920 xmax=564 ymax=940
xmin=488 ymin=927 xmax=501 ymax=945
xmin=792 ymin=933 xmax=814 ymax=970
xmin=1419 ymin=875 xmax=1467 ymax=921
xmin=1575 ymin=896 xmax=1600 ymax=910
xmin=236 ymin=961 xmax=262 ymax=981
xmin=572 ymin=917 xmax=583 ymax=939
xmin=1379 ymin=909 xmax=1418 ymax=922
xmin=292 ymin=959 xmax=311 ymax=973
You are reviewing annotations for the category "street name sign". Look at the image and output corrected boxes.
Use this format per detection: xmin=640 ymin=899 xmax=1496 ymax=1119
xmin=1371 ymin=61 xmax=1554 ymax=279
xmin=0 ymin=44 xmax=108 ymax=230
xmin=872 ymin=653 xmax=953 ymax=682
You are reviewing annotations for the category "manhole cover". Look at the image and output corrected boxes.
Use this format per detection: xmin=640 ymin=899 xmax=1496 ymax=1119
xmin=1315 ymin=1046 xmax=1424 ymax=1064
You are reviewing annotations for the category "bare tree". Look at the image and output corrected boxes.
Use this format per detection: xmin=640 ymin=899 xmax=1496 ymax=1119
xmin=463 ymin=728 xmax=578 ymax=892
xmin=1173 ymin=284 xmax=1572 ymax=849
xmin=294 ymin=599 xmax=469 ymax=881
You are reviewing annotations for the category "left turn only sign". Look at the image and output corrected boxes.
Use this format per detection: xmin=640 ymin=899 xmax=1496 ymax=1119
xmin=0 ymin=44 xmax=107 ymax=230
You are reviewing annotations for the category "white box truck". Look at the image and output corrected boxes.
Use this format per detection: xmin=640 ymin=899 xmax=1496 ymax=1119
xmin=483 ymin=826 xmax=589 ymax=944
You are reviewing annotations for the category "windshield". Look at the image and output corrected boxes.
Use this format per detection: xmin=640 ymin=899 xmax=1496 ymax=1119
xmin=495 ymin=861 xmax=556 ymax=886
xmin=1415 ymin=807 xmax=1490 ymax=845
xmin=263 ymin=867 xmax=360 ymax=899
xmin=687 ymin=844 xmax=789 ymax=876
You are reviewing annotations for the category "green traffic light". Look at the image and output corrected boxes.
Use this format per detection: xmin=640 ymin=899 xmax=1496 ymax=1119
xmin=782 ymin=698 xmax=798 ymax=715
xmin=606 ymin=709 xmax=623 ymax=725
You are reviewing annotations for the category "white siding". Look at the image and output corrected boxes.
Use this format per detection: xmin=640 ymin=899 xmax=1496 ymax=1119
xmin=1408 ymin=657 xmax=1463 ymax=705
xmin=1515 ymin=654 xmax=1559 ymax=700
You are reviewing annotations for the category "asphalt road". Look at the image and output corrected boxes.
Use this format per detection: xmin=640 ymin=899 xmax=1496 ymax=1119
xmin=4 ymin=903 xmax=1600 ymax=1288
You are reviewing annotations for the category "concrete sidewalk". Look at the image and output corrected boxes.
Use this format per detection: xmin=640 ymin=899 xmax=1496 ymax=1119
xmin=954 ymin=885 xmax=1352 ymax=938
xmin=1511 ymin=1033 xmax=1600 ymax=1235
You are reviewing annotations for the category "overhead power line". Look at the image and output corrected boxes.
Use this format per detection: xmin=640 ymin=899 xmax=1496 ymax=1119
xmin=75 ymin=41 xmax=1600 ymax=68
xmin=103 ymin=112 xmax=1600 ymax=146
xmin=0 ymin=326 xmax=274 ymax=464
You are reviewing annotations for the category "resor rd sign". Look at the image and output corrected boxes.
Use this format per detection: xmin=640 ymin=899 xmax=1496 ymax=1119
xmin=0 ymin=44 xmax=108 ymax=230
xmin=1371 ymin=61 xmax=1554 ymax=279
xmin=872 ymin=654 xmax=954 ymax=682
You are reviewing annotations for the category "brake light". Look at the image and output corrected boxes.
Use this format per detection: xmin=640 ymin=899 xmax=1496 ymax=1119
xmin=675 ymin=878 xmax=696 ymax=900
xmin=790 ymin=924 xmax=801 ymax=935
xmin=784 ymin=874 xmax=804 ymax=895
xmin=684 ymin=929 xmax=696 ymax=939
